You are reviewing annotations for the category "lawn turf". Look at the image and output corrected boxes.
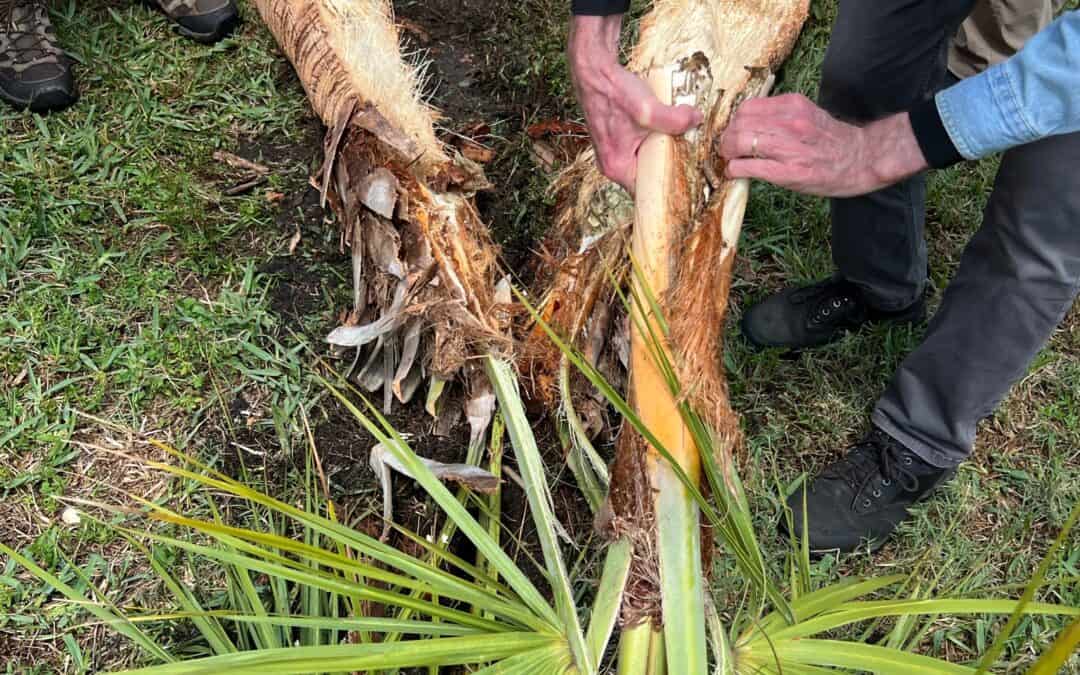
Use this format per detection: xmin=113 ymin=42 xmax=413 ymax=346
xmin=0 ymin=0 xmax=332 ymax=668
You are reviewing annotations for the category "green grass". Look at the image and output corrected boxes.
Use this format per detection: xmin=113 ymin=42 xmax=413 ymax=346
xmin=0 ymin=0 xmax=328 ymax=668
xmin=1 ymin=0 xmax=1078 ymax=672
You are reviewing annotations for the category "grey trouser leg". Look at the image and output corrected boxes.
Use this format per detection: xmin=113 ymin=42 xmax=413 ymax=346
xmin=873 ymin=132 xmax=1080 ymax=466
xmin=820 ymin=0 xmax=976 ymax=310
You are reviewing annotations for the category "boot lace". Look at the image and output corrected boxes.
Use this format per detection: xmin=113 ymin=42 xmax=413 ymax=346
xmin=791 ymin=278 xmax=863 ymax=327
xmin=823 ymin=429 xmax=920 ymax=503
xmin=1 ymin=0 xmax=62 ymax=73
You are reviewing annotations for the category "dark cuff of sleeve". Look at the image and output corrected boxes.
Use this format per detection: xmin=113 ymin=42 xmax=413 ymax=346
xmin=908 ymin=97 xmax=963 ymax=169
xmin=572 ymin=0 xmax=630 ymax=15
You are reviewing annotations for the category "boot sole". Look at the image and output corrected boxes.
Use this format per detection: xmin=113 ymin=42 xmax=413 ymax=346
xmin=0 ymin=80 xmax=77 ymax=112
xmin=141 ymin=0 xmax=241 ymax=44
xmin=176 ymin=10 xmax=241 ymax=44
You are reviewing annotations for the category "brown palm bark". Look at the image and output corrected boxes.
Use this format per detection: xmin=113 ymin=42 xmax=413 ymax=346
xmin=251 ymin=0 xmax=510 ymax=427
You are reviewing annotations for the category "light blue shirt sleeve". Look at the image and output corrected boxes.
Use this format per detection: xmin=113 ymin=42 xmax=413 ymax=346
xmin=936 ymin=10 xmax=1080 ymax=160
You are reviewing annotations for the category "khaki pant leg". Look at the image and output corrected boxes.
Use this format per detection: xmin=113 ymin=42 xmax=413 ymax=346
xmin=948 ymin=0 xmax=1068 ymax=78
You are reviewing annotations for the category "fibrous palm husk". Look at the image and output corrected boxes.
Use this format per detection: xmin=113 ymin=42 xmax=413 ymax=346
xmin=252 ymin=0 xmax=511 ymax=428
xmin=527 ymin=0 xmax=809 ymax=624
xmin=535 ymin=0 xmax=811 ymax=479
xmin=525 ymin=161 xmax=633 ymax=440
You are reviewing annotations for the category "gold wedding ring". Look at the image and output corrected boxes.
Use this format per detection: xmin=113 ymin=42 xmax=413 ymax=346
xmin=751 ymin=135 xmax=760 ymax=159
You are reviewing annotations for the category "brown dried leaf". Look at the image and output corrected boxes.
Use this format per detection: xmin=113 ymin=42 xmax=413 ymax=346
xmin=525 ymin=119 xmax=588 ymax=138
xmin=395 ymin=362 xmax=424 ymax=404
xmin=351 ymin=220 xmax=366 ymax=313
xmin=434 ymin=395 xmax=463 ymax=437
xmin=358 ymin=168 xmax=400 ymax=220
xmin=465 ymin=384 xmax=495 ymax=453
xmin=356 ymin=340 xmax=387 ymax=392
xmin=392 ymin=318 xmax=423 ymax=403
xmin=354 ymin=103 xmax=422 ymax=163
xmin=365 ymin=213 xmax=405 ymax=279
xmin=371 ymin=443 xmax=499 ymax=495
xmin=460 ymin=141 xmax=495 ymax=164
xmin=321 ymin=99 xmax=357 ymax=208
xmin=530 ymin=139 xmax=558 ymax=173
xmin=326 ymin=280 xmax=408 ymax=348
xmin=213 ymin=150 xmax=270 ymax=175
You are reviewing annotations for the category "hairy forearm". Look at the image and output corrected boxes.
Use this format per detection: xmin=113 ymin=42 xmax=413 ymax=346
xmin=568 ymin=15 xmax=622 ymax=76
xmin=568 ymin=15 xmax=623 ymax=128
xmin=863 ymin=112 xmax=929 ymax=192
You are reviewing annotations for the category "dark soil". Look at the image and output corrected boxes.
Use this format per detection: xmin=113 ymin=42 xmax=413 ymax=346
xmin=310 ymin=393 xmax=596 ymax=593
xmin=396 ymin=0 xmax=577 ymax=273
xmin=251 ymin=113 xmax=340 ymax=332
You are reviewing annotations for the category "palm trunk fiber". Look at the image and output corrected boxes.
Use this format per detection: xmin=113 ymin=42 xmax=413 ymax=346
xmin=534 ymin=0 xmax=810 ymax=656
xmin=252 ymin=0 xmax=510 ymax=428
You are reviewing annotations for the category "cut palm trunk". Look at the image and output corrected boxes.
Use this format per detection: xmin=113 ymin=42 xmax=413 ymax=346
xmin=252 ymin=0 xmax=510 ymax=431
xmin=532 ymin=1 xmax=809 ymax=672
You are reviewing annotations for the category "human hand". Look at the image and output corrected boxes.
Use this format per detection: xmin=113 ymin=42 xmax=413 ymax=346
xmin=568 ymin=15 xmax=703 ymax=192
xmin=719 ymin=93 xmax=929 ymax=197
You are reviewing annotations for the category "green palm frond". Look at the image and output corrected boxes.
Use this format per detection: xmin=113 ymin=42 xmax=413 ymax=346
xmin=2 ymin=323 xmax=1075 ymax=675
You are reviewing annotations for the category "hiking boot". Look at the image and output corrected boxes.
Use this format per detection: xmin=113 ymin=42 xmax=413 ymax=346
xmin=147 ymin=0 xmax=240 ymax=44
xmin=0 ymin=0 xmax=76 ymax=112
xmin=781 ymin=428 xmax=956 ymax=553
xmin=741 ymin=276 xmax=925 ymax=351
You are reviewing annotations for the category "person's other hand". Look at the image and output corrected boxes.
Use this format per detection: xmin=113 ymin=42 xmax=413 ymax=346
xmin=719 ymin=93 xmax=929 ymax=197
xmin=568 ymin=15 xmax=703 ymax=192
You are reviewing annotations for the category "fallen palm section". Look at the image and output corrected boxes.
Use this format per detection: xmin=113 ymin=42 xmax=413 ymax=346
xmin=3 ymin=0 xmax=1079 ymax=673
xmin=253 ymin=0 xmax=510 ymax=446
